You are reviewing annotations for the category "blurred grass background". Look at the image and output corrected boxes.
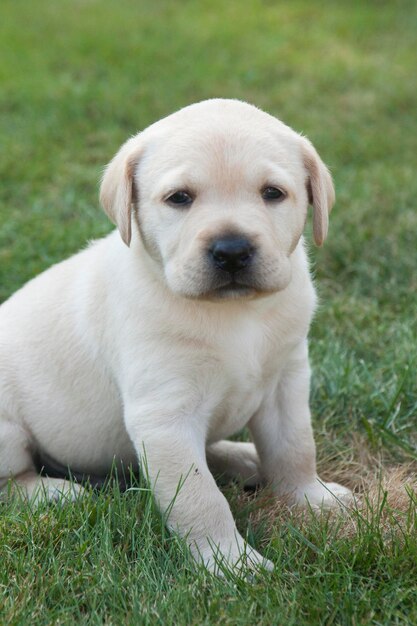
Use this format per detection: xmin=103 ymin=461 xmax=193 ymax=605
xmin=0 ymin=1 xmax=416 ymax=624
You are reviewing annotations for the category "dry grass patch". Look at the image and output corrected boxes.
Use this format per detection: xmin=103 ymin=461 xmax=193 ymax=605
xmin=245 ymin=438 xmax=417 ymax=547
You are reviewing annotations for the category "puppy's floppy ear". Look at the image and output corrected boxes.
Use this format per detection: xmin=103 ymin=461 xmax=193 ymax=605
xmin=100 ymin=135 xmax=143 ymax=247
xmin=301 ymin=138 xmax=335 ymax=246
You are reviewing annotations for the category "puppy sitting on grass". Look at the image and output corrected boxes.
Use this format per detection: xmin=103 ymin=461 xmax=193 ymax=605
xmin=0 ymin=99 xmax=352 ymax=574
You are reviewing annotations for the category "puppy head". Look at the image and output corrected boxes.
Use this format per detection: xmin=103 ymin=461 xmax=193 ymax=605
xmin=100 ymin=99 xmax=335 ymax=300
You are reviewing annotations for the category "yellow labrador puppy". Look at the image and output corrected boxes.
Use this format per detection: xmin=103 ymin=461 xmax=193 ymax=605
xmin=0 ymin=99 xmax=351 ymax=573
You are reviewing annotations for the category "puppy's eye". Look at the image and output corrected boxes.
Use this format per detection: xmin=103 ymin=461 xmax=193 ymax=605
xmin=262 ymin=186 xmax=285 ymax=202
xmin=166 ymin=191 xmax=193 ymax=207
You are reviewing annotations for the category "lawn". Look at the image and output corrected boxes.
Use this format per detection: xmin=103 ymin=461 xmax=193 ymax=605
xmin=1 ymin=0 xmax=416 ymax=623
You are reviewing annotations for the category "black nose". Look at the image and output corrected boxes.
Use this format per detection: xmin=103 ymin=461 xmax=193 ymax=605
xmin=209 ymin=236 xmax=255 ymax=273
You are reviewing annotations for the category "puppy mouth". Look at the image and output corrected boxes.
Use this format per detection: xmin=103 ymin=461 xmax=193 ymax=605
xmin=206 ymin=278 xmax=258 ymax=300
xmin=174 ymin=260 xmax=287 ymax=301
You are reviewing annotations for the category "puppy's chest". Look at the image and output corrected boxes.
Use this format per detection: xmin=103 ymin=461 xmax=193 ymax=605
xmin=206 ymin=323 xmax=287 ymax=441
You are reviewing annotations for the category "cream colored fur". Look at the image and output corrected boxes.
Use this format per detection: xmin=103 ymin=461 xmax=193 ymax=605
xmin=0 ymin=99 xmax=351 ymax=574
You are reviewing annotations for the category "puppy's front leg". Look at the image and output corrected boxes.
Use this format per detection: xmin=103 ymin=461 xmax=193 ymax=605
xmin=124 ymin=404 xmax=272 ymax=574
xmin=250 ymin=342 xmax=352 ymax=509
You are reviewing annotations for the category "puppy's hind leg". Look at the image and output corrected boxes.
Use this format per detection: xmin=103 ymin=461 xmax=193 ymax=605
xmin=206 ymin=441 xmax=263 ymax=488
xmin=0 ymin=417 xmax=85 ymax=504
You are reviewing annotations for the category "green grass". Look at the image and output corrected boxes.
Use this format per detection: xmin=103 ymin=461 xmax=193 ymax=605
xmin=1 ymin=0 xmax=416 ymax=623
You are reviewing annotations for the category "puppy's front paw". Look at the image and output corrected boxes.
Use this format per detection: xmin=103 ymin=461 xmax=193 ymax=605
xmin=295 ymin=479 xmax=353 ymax=510
xmin=195 ymin=537 xmax=273 ymax=577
